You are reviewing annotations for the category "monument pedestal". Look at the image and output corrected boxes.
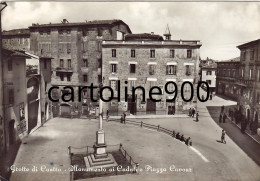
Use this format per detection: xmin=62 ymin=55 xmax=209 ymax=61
xmin=84 ymin=129 xmax=118 ymax=169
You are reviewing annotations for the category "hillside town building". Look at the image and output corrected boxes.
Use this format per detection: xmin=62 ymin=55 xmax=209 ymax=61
xmin=101 ymin=31 xmax=202 ymax=115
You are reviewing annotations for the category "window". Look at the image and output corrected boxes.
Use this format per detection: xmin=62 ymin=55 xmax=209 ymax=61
xmin=242 ymin=51 xmax=246 ymax=61
xmin=98 ymin=28 xmax=102 ymax=36
xmin=241 ymin=68 xmax=244 ymax=78
xmin=149 ymin=65 xmax=155 ymax=75
xmin=8 ymin=59 xmax=12 ymax=71
xmin=257 ymin=69 xmax=260 ymax=81
xmin=170 ymin=49 xmax=175 ymax=58
xmin=187 ymin=49 xmax=192 ymax=58
xmin=249 ymin=69 xmax=252 ymax=79
xmin=166 ymin=65 xmax=177 ymax=75
xmin=98 ymin=59 xmax=102 ymax=68
xmin=112 ymin=49 xmax=116 ymax=57
xmin=83 ymin=75 xmax=88 ymax=82
xmin=206 ymin=80 xmax=211 ymax=85
xmin=67 ymin=29 xmax=71 ymax=34
xmin=186 ymin=65 xmax=191 ymax=76
xmin=250 ymin=49 xmax=254 ymax=60
xmin=60 ymin=59 xmax=64 ymax=68
xmin=110 ymin=80 xmax=117 ymax=91
xmin=60 ymin=74 xmax=64 ymax=81
xmin=47 ymin=30 xmax=50 ymax=35
xmin=111 ymin=64 xmax=117 ymax=73
xmin=257 ymin=93 xmax=260 ymax=104
xmin=98 ymin=75 xmax=102 ymax=83
xmin=58 ymin=30 xmax=63 ymax=35
xmin=128 ymin=80 xmax=135 ymax=90
xmin=83 ymin=59 xmax=88 ymax=67
xmin=44 ymin=60 xmax=47 ymax=69
xmin=9 ymin=89 xmax=14 ymax=104
xmin=68 ymin=59 xmax=71 ymax=68
xmin=130 ymin=64 xmax=136 ymax=73
xmin=206 ymin=71 xmax=212 ymax=75
xmin=150 ymin=50 xmax=155 ymax=58
xmin=67 ymin=43 xmax=71 ymax=54
xmin=67 ymin=75 xmax=71 ymax=82
xmin=131 ymin=49 xmax=135 ymax=58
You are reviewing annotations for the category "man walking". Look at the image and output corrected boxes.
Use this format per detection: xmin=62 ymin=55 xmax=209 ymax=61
xmin=196 ymin=112 xmax=199 ymax=122
xmin=221 ymin=129 xmax=226 ymax=144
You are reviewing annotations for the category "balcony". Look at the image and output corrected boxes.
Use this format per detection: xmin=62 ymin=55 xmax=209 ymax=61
xmin=56 ymin=67 xmax=73 ymax=73
xmin=236 ymin=78 xmax=254 ymax=87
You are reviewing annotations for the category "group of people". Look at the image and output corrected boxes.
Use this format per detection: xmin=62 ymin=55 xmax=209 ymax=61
xmin=189 ymin=108 xmax=199 ymax=122
xmin=175 ymin=132 xmax=192 ymax=146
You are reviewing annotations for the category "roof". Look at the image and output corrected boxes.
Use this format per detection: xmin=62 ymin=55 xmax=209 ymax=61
xmin=217 ymin=57 xmax=240 ymax=63
xmin=2 ymin=28 xmax=30 ymax=36
xmin=237 ymin=39 xmax=260 ymax=49
xmin=3 ymin=46 xmax=31 ymax=59
xmin=29 ymin=19 xmax=132 ymax=33
xmin=201 ymin=63 xmax=217 ymax=69
xmin=125 ymin=33 xmax=163 ymax=41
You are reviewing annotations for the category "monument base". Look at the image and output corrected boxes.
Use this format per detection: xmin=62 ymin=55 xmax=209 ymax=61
xmin=84 ymin=153 xmax=118 ymax=169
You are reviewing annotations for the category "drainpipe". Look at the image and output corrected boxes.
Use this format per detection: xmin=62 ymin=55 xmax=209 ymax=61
xmin=0 ymin=2 xmax=7 ymax=153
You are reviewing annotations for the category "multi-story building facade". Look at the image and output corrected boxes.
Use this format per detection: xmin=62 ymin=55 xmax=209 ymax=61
xmin=216 ymin=59 xmax=240 ymax=100
xmin=102 ymin=33 xmax=202 ymax=115
xmin=216 ymin=39 xmax=260 ymax=132
xmin=2 ymin=47 xmax=29 ymax=151
xmin=28 ymin=19 xmax=131 ymax=117
xmin=201 ymin=63 xmax=217 ymax=93
xmin=237 ymin=39 xmax=260 ymax=131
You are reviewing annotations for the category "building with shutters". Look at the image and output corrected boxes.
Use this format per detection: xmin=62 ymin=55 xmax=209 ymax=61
xmin=28 ymin=19 xmax=132 ymax=117
xmin=101 ymin=30 xmax=202 ymax=115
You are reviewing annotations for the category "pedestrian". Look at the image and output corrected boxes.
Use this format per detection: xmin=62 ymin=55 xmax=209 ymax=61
xmin=176 ymin=132 xmax=180 ymax=140
xmin=221 ymin=105 xmax=225 ymax=113
xmin=189 ymin=108 xmax=192 ymax=117
xmin=223 ymin=113 xmax=227 ymax=123
xmin=196 ymin=112 xmax=199 ymax=122
xmin=192 ymin=108 xmax=195 ymax=118
xmin=106 ymin=110 xmax=109 ymax=120
xmin=120 ymin=114 xmax=123 ymax=123
xmin=123 ymin=112 xmax=126 ymax=124
xmin=180 ymin=135 xmax=185 ymax=142
xmin=185 ymin=137 xmax=191 ymax=146
xmin=219 ymin=113 xmax=222 ymax=123
xmin=210 ymin=94 xmax=212 ymax=100
xmin=221 ymin=129 xmax=226 ymax=144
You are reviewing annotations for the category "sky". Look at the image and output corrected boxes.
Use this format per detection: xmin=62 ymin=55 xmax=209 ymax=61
xmin=2 ymin=2 xmax=260 ymax=60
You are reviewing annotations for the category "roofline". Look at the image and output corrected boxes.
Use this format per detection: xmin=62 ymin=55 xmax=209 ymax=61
xmin=237 ymin=39 xmax=260 ymax=49
xmin=28 ymin=20 xmax=132 ymax=33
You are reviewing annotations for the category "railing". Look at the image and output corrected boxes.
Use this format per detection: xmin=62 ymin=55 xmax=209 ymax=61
xmin=109 ymin=118 xmax=192 ymax=146
xmin=68 ymin=143 xmax=138 ymax=181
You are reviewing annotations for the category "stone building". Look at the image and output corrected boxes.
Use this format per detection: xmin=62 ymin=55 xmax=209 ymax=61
xmin=28 ymin=19 xmax=131 ymax=117
xmin=201 ymin=63 xmax=217 ymax=93
xmin=101 ymin=32 xmax=202 ymax=115
xmin=2 ymin=47 xmax=30 ymax=151
xmin=25 ymin=53 xmax=52 ymax=133
xmin=237 ymin=39 xmax=260 ymax=131
xmin=2 ymin=28 xmax=30 ymax=51
xmin=216 ymin=58 xmax=240 ymax=100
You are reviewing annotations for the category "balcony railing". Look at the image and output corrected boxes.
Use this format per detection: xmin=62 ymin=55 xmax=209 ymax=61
xmin=56 ymin=67 xmax=73 ymax=73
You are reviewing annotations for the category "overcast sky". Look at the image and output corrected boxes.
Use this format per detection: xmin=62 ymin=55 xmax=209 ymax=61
xmin=2 ymin=2 xmax=260 ymax=60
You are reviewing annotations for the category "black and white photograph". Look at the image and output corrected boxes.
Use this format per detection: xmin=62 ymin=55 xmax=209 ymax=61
xmin=0 ymin=1 xmax=260 ymax=181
